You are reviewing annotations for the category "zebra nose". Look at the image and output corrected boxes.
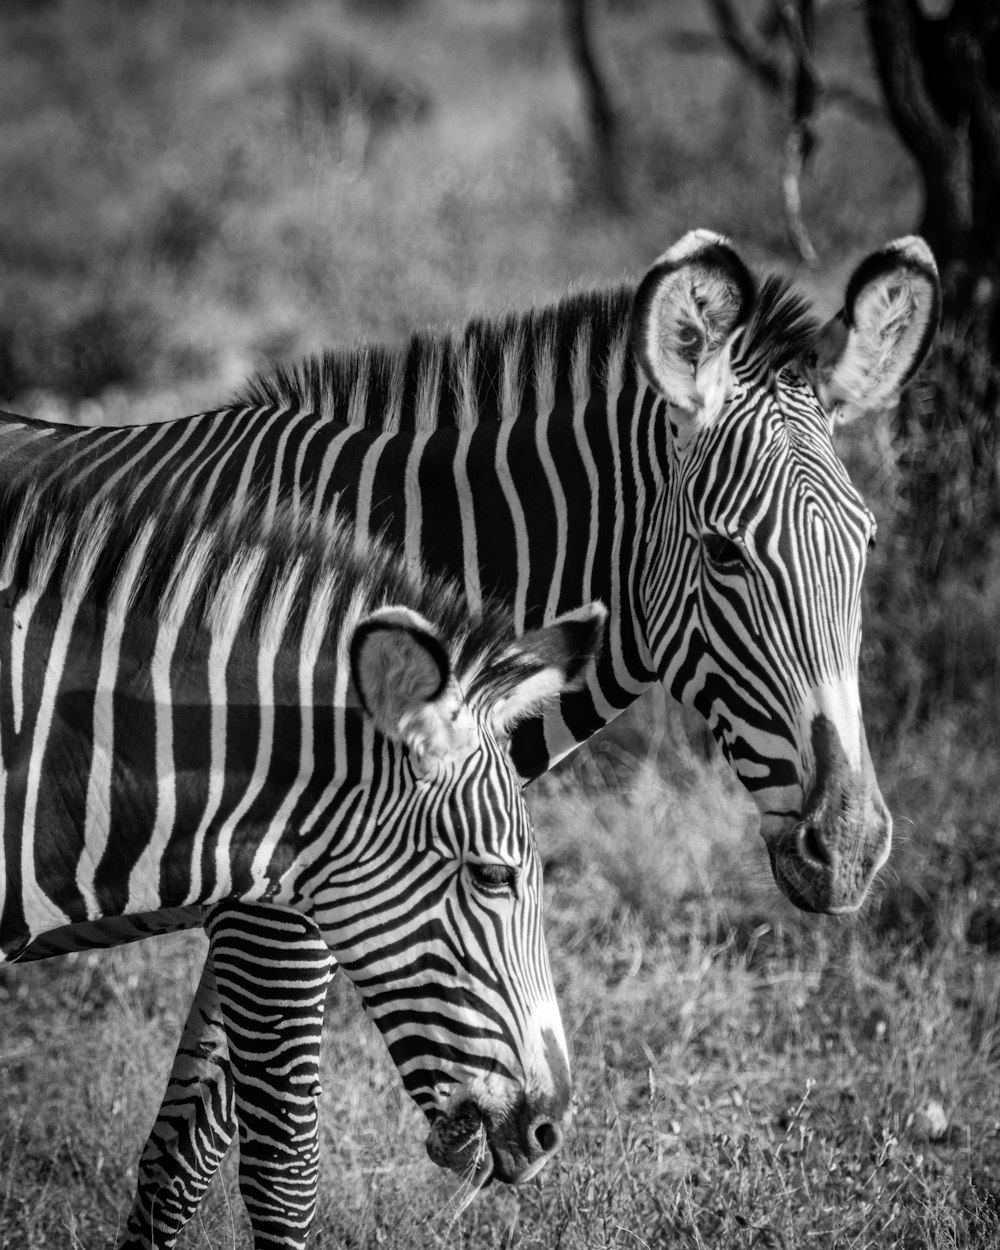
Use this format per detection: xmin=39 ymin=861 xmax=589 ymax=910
xmin=532 ymin=1117 xmax=563 ymax=1158
xmin=797 ymin=818 xmax=833 ymax=869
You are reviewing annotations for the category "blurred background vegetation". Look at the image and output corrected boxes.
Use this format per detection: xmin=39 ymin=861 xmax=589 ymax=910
xmin=2 ymin=0 xmax=1000 ymax=1246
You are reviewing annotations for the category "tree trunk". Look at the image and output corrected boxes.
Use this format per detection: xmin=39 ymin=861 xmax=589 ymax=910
xmin=865 ymin=0 xmax=1000 ymax=347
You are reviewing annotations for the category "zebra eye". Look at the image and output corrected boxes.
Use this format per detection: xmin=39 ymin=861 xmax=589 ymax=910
xmin=467 ymin=862 xmax=519 ymax=895
xmin=702 ymin=533 xmax=743 ymax=571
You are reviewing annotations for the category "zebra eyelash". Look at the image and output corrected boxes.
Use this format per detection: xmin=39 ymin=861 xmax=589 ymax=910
xmin=702 ymin=533 xmax=744 ymax=571
xmin=466 ymin=862 xmax=520 ymax=896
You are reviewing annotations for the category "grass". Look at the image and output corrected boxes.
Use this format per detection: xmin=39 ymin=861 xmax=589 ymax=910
xmin=2 ymin=0 xmax=999 ymax=1246
xmin=5 ymin=703 xmax=1000 ymax=1248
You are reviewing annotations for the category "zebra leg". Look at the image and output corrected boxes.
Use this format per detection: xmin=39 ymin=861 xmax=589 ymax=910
xmin=207 ymin=903 xmax=335 ymax=1250
xmin=121 ymin=951 xmax=237 ymax=1249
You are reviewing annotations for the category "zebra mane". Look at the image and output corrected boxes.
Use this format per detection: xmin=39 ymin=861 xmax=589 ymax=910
xmin=233 ymin=284 xmax=637 ymax=431
xmin=236 ymin=270 xmax=821 ymax=430
xmin=733 ymin=273 xmax=822 ymax=381
xmin=0 ymin=480 xmax=531 ymax=705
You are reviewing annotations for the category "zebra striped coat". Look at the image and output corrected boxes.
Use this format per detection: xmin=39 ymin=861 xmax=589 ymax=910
xmin=0 ymin=231 xmax=939 ymax=913
xmin=0 ymin=480 xmax=604 ymax=1247
xmin=0 ymin=230 xmax=939 ymax=1248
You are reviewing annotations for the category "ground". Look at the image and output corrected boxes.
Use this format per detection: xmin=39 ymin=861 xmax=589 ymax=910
xmin=1 ymin=1 xmax=998 ymax=1247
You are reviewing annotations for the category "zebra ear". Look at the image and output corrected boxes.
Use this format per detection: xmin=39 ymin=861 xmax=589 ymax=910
xmin=350 ymin=606 xmax=450 ymax=741
xmin=632 ymin=230 xmax=755 ymax=436
xmin=492 ymin=602 xmax=607 ymax=736
xmin=814 ymin=236 xmax=939 ymax=423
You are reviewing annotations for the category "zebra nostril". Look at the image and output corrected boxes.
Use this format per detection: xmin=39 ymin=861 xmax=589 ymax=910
xmin=798 ymin=821 xmax=831 ymax=868
xmin=534 ymin=1120 xmax=562 ymax=1156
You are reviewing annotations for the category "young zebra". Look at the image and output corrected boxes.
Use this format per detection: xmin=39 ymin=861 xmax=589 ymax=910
xmin=0 ymin=481 xmax=605 ymax=1249
xmin=0 ymin=230 xmax=939 ymax=1245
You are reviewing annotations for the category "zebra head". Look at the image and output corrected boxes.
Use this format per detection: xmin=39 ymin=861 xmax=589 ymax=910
xmin=322 ymin=601 xmax=605 ymax=1185
xmin=633 ymin=231 xmax=939 ymax=915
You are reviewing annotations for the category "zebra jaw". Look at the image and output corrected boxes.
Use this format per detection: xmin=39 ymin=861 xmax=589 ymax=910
xmin=425 ymin=1101 xmax=493 ymax=1185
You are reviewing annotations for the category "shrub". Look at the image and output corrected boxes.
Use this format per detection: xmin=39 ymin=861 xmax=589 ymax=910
xmin=0 ymin=293 xmax=160 ymax=405
xmin=0 ymin=318 xmax=26 ymax=403
xmin=286 ymin=38 xmax=431 ymax=151
xmin=858 ymin=327 xmax=1000 ymax=743
xmin=893 ymin=325 xmax=1000 ymax=581
xmin=53 ymin=298 xmax=160 ymax=399
xmin=147 ymin=186 xmax=220 ymax=272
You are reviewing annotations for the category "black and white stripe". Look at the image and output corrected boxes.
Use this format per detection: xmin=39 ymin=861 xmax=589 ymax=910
xmin=0 ymin=229 xmax=939 ymax=1247
xmin=0 ymin=482 xmax=600 ymax=1249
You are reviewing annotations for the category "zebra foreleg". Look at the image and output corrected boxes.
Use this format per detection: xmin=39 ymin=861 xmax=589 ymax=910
xmin=121 ymin=952 xmax=237 ymax=1249
xmin=208 ymin=903 xmax=335 ymax=1250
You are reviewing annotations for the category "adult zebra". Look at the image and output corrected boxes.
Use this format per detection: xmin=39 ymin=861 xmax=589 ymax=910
xmin=0 ymin=479 xmax=605 ymax=1248
xmin=1 ymin=230 xmax=939 ymax=1243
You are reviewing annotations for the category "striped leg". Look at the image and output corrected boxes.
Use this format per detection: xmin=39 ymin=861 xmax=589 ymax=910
xmin=207 ymin=904 xmax=334 ymax=1250
xmin=121 ymin=952 xmax=237 ymax=1250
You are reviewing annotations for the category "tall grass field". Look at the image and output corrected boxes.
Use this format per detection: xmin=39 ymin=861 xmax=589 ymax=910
xmin=2 ymin=1 xmax=1000 ymax=1246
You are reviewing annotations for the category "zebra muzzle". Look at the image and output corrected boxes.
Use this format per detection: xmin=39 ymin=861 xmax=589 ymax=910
xmin=425 ymin=1102 xmax=493 ymax=1183
xmin=766 ymin=711 xmax=892 ymax=913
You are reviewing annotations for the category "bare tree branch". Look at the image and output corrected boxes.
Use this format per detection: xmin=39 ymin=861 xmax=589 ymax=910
xmin=565 ymin=0 xmax=628 ymax=208
xmin=777 ymin=0 xmax=822 ymax=113
xmin=779 ymin=0 xmax=820 ymax=264
xmin=783 ymin=128 xmax=819 ymax=265
xmin=705 ymin=0 xmax=786 ymax=94
xmin=675 ymin=20 xmax=884 ymax=124
xmin=822 ymin=83 xmax=884 ymax=124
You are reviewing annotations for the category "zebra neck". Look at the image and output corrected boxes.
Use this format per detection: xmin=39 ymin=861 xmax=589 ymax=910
xmin=0 ymin=364 xmax=670 ymax=774
xmin=431 ymin=379 xmax=666 ymax=775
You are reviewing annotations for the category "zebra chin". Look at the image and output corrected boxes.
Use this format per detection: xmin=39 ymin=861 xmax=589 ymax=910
xmin=767 ymin=839 xmax=889 ymax=915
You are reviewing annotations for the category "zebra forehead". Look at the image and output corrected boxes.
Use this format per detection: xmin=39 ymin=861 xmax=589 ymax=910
xmin=731 ymin=274 xmax=822 ymax=382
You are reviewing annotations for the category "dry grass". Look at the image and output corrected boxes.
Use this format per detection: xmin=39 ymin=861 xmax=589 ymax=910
xmin=2 ymin=1 xmax=999 ymax=1247
xmin=4 ymin=700 xmax=1000 ymax=1248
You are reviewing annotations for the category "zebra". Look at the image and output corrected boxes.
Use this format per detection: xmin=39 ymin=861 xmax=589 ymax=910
xmin=0 ymin=477 xmax=606 ymax=1249
xmin=0 ymin=229 xmax=940 ymax=1243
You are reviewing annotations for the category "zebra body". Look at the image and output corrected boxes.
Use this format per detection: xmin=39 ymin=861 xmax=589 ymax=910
xmin=0 ymin=233 xmax=938 ymax=879
xmin=0 ymin=484 xmax=603 ymax=1248
xmin=1 ymin=230 xmax=939 ymax=1246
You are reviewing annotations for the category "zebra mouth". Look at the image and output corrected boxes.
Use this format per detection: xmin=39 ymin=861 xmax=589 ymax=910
xmin=425 ymin=1101 xmax=494 ymax=1185
xmin=768 ymin=845 xmax=821 ymax=914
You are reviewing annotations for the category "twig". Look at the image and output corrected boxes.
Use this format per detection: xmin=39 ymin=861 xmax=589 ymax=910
xmin=565 ymin=0 xmax=629 ymax=209
xmin=779 ymin=0 xmax=821 ymax=264
xmin=705 ymin=0 xmax=785 ymax=94
xmin=783 ymin=127 xmax=820 ymax=266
